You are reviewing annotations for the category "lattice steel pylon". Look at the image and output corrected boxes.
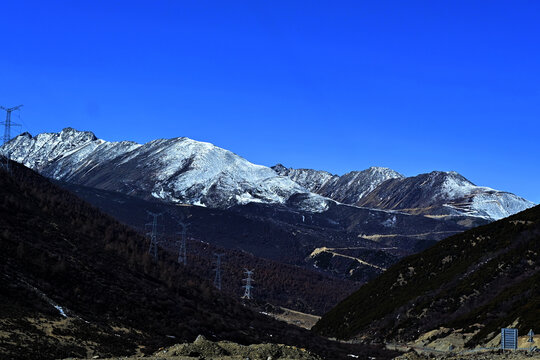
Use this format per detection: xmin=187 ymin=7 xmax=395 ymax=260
xmin=0 ymin=105 xmax=23 ymax=171
xmin=213 ymin=253 xmax=224 ymax=290
xmin=177 ymin=221 xmax=189 ymax=265
xmin=241 ymin=269 xmax=254 ymax=300
xmin=146 ymin=211 xmax=162 ymax=260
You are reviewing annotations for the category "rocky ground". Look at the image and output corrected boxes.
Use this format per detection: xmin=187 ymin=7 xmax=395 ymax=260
xmin=394 ymin=349 xmax=540 ymax=359
xmin=266 ymin=307 xmax=321 ymax=330
xmin=62 ymin=335 xmax=323 ymax=360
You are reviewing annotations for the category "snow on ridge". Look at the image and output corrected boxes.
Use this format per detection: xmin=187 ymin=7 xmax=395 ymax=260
xmin=274 ymin=164 xmax=404 ymax=206
xmin=437 ymin=171 xmax=535 ymax=220
xmin=3 ymin=128 xmax=534 ymax=219
xmin=3 ymin=128 xmax=329 ymax=212
xmin=364 ymin=166 xmax=405 ymax=179
xmin=145 ymin=137 xmax=315 ymax=208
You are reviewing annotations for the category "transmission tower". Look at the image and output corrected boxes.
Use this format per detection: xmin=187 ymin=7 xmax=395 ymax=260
xmin=0 ymin=105 xmax=23 ymax=171
xmin=177 ymin=220 xmax=189 ymax=265
xmin=213 ymin=253 xmax=224 ymax=290
xmin=242 ymin=269 xmax=254 ymax=300
xmin=146 ymin=211 xmax=162 ymax=260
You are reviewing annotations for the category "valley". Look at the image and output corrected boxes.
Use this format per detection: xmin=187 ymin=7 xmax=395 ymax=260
xmin=0 ymin=161 xmax=396 ymax=360
xmin=313 ymin=203 xmax=540 ymax=350
xmin=3 ymin=3 xmax=539 ymax=359
xmin=1 ymin=129 xmax=537 ymax=360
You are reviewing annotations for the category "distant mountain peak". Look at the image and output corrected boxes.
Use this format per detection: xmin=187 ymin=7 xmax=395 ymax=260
xmin=357 ymin=170 xmax=534 ymax=220
xmin=58 ymin=127 xmax=98 ymax=141
xmin=17 ymin=131 xmax=32 ymax=139
xmin=366 ymin=166 xmax=403 ymax=174
xmin=274 ymin=164 xmax=404 ymax=206
xmin=349 ymin=166 xmax=404 ymax=180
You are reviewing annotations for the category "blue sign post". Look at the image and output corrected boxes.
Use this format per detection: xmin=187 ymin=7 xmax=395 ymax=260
xmin=501 ymin=328 xmax=518 ymax=350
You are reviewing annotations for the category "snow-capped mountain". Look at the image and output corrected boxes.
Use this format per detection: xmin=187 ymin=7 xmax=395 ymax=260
xmin=273 ymin=165 xmax=534 ymax=221
xmin=3 ymin=128 xmax=533 ymax=220
xmin=3 ymin=128 xmax=329 ymax=211
xmin=356 ymin=170 xmax=535 ymax=220
xmin=272 ymin=164 xmax=403 ymax=205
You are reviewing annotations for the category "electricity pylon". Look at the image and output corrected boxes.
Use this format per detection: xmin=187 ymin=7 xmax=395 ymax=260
xmin=0 ymin=105 xmax=23 ymax=171
xmin=242 ymin=269 xmax=254 ymax=300
xmin=213 ymin=253 xmax=224 ymax=290
xmin=146 ymin=211 xmax=162 ymax=260
xmin=177 ymin=220 xmax=189 ymax=265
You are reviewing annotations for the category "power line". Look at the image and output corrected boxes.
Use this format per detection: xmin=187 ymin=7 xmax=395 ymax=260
xmin=145 ymin=211 xmax=162 ymax=261
xmin=177 ymin=220 xmax=189 ymax=265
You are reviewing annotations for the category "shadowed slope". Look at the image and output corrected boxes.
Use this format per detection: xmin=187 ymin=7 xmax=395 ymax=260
xmin=313 ymin=204 xmax=540 ymax=346
xmin=0 ymin=160 xmax=396 ymax=360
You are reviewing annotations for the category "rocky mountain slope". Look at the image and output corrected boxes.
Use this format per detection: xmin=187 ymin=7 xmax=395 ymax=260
xmin=275 ymin=165 xmax=534 ymax=221
xmin=313 ymin=204 xmax=540 ymax=348
xmin=56 ymin=181 xmax=360 ymax=314
xmin=356 ymin=171 xmax=534 ymax=220
xmin=3 ymin=128 xmax=328 ymax=211
xmin=3 ymin=128 xmax=533 ymax=222
xmin=58 ymin=180 xmax=483 ymax=283
xmin=0 ymin=160 xmax=394 ymax=360
xmin=272 ymin=164 xmax=404 ymax=206
xmin=4 ymin=128 xmax=518 ymax=282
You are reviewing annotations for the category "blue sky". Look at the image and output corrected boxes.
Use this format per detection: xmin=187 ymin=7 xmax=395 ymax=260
xmin=1 ymin=1 xmax=539 ymax=203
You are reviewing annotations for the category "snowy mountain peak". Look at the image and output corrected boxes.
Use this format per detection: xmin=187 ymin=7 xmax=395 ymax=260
xmin=356 ymin=170 xmax=535 ymax=220
xmin=17 ymin=131 xmax=33 ymax=140
xmin=274 ymin=164 xmax=404 ymax=206
xmin=272 ymin=163 xmax=289 ymax=175
xmin=429 ymin=170 xmax=471 ymax=181
xmin=365 ymin=166 xmax=404 ymax=178
xmin=3 ymin=129 xmax=329 ymax=212
xmin=2 ymin=128 xmax=533 ymax=220
xmin=59 ymin=127 xmax=98 ymax=140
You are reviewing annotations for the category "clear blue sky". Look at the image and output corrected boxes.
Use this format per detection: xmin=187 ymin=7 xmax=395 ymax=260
xmin=1 ymin=1 xmax=538 ymax=203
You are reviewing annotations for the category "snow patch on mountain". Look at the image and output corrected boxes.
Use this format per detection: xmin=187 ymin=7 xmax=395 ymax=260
xmin=272 ymin=164 xmax=337 ymax=193
xmin=2 ymin=128 xmax=328 ymax=212
xmin=425 ymin=171 xmax=534 ymax=220
xmin=3 ymin=128 xmax=533 ymax=220
xmin=273 ymin=164 xmax=404 ymax=206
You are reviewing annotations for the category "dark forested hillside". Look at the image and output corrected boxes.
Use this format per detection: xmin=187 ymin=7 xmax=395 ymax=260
xmin=58 ymin=181 xmax=358 ymax=315
xmin=313 ymin=204 xmax=540 ymax=346
xmin=0 ymin=160 xmax=395 ymax=360
xmin=59 ymin=179 xmax=482 ymax=283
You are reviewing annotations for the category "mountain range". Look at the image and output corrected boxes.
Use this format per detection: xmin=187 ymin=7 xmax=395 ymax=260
xmin=273 ymin=164 xmax=534 ymax=220
xmin=1 ymin=128 xmax=534 ymax=282
xmin=4 ymin=128 xmax=327 ymax=211
xmin=0 ymin=160 xmax=393 ymax=360
xmin=3 ymin=128 xmax=534 ymax=221
xmin=2 ymin=128 xmax=538 ymax=359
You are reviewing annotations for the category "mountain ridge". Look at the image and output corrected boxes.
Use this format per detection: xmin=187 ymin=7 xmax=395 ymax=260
xmin=274 ymin=164 xmax=534 ymax=220
xmin=0 ymin=159 xmax=395 ymax=360
xmin=272 ymin=164 xmax=404 ymax=207
xmin=3 ymin=128 xmax=534 ymax=221
xmin=5 ymin=129 xmax=491 ymax=283
xmin=4 ymin=128 xmax=328 ymax=211
xmin=312 ymin=204 xmax=540 ymax=347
